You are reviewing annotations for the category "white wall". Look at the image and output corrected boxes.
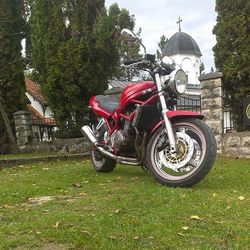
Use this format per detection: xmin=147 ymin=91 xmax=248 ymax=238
xmin=167 ymin=53 xmax=201 ymax=85
xmin=26 ymin=92 xmax=53 ymax=118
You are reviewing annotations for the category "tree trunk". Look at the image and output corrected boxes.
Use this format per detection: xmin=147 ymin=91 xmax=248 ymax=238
xmin=0 ymin=98 xmax=19 ymax=153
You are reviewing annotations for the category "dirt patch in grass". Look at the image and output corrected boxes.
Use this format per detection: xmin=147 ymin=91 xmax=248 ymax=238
xmin=15 ymin=243 xmax=69 ymax=250
xmin=25 ymin=193 xmax=88 ymax=206
xmin=41 ymin=243 xmax=69 ymax=250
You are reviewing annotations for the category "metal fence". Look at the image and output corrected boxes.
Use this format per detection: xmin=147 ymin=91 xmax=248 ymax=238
xmin=177 ymin=95 xmax=201 ymax=112
xmin=31 ymin=118 xmax=57 ymax=141
xmin=223 ymin=99 xmax=250 ymax=133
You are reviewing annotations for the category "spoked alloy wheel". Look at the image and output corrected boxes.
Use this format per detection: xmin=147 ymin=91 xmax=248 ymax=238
xmin=146 ymin=118 xmax=216 ymax=187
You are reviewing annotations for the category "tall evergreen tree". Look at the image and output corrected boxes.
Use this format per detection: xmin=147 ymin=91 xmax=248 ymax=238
xmin=29 ymin=0 xmax=121 ymax=137
xmin=156 ymin=35 xmax=168 ymax=60
xmin=0 ymin=0 xmax=26 ymax=150
xmin=200 ymin=62 xmax=205 ymax=75
xmin=213 ymin=0 xmax=250 ymax=98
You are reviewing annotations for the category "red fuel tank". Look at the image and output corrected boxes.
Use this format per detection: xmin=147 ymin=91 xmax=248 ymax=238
xmin=120 ymin=81 xmax=155 ymax=106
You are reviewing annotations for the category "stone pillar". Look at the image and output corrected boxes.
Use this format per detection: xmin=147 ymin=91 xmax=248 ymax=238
xmin=199 ymin=72 xmax=223 ymax=152
xmin=13 ymin=111 xmax=33 ymax=150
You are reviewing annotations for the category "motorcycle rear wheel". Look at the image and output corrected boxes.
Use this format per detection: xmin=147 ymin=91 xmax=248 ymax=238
xmin=91 ymin=147 xmax=116 ymax=173
xmin=146 ymin=118 xmax=216 ymax=187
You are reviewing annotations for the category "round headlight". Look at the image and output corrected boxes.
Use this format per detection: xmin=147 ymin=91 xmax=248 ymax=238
xmin=168 ymin=69 xmax=187 ymax=95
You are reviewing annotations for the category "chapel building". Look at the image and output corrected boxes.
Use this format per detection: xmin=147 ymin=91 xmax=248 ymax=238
xmin=162 ymin=25 xmax=202 ymax=95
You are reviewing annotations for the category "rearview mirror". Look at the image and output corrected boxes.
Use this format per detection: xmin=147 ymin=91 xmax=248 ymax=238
xmin=121 ymin=29 xmax=139 ymax=46
xmin=120 ymin=28 xmax=146 ymax=53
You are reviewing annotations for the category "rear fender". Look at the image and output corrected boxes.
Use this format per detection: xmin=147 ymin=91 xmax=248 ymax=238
xmin=150 ymin=110 xmax=204 ymax=136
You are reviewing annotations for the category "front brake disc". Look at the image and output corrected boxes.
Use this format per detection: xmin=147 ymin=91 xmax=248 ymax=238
xmin=158 ymin=132 xmax=194 ymax=172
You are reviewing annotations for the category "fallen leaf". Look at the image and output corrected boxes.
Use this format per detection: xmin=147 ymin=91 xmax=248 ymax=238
xmin=43 ymin=168 xmax=49 ymax=171
xmin=72 ymin=183 xmax=82 ymax=188
xmin=177 ymin=233 xmax=186 ymax=237
xmin=133 ymin=236 xmax=140 ymax=240
xmin=190 ymin=215 xmax=206 ymax=222
xmin=109 ymin=236 xmax=117 ymax=239
xmin=216 ymin=221 xmax=223 ymax=224
xmin=190 ymin=215 xmax=201 ymax=220
xmin=181 ymin=226 xmax=189 ymax=230
xmin=53 ymin=221 xmax=60 ymax=229
xmin=82 ymin=230 xmax=91 ymax=236
xmin=238 ymin=196 xmax=245 ymax=201
xmin=114 ymin=209 xmax=119 ymax=213
xmin=79 ymin=192 xmax=87 ymax=196
xmin=36 ymin=231 xmax=42 ymax=235
xmin=234 ymin=235 xmax=243 ymax=241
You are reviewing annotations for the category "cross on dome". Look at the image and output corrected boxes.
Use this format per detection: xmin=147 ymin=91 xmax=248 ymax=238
xmin=177 ymin=17 xmax=183 ymax=32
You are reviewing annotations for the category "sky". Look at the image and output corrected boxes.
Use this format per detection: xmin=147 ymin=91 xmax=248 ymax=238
xmin=105 ymin=0 xmax=217 ymax=73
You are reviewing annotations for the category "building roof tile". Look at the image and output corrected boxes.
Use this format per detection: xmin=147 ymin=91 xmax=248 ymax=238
xmin=25 ymin=78 xmax=46 ymax=104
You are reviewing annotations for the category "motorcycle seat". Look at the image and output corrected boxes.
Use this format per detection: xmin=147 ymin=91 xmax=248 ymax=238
xmin=95 ymin=95 xmax=119 ymax=114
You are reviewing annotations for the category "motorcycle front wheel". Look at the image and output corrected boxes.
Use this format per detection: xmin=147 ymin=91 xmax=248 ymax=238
xmin=146 ymin=118 xmax=217 ymax=187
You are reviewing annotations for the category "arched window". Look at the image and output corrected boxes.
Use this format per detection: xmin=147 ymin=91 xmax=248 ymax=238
xmin=186 ymin=71 xmax=189 ymax=83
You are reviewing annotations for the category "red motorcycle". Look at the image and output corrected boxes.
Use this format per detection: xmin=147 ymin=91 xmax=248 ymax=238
xmin=82 ymin=29 xmax=216 ymax=187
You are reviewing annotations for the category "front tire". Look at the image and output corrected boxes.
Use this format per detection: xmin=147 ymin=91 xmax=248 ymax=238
xmin=146 ymin=118 xmax=217 ymax=187
xmin=91 ymin=146 xmax=117 ymax=173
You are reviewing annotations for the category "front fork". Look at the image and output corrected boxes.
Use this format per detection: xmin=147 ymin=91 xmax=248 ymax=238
xmin=155 ymin=73 xmax=177 ymax=153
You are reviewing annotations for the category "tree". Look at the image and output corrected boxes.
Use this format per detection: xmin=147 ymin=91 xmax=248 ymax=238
xmin=0 ymin=0 xmax=26 ymax=151
xmin=200 ymin=61 xmax=205 ymax=75
xmin=156 ymin=35 xmax=168 ymax=60
xmin=213 ymin=0 xmax=250 ymax=98
xmin=107 ymin=3 xmax=140 ymax=81
xmin=29 ymin=0 xmax=120 ymax=137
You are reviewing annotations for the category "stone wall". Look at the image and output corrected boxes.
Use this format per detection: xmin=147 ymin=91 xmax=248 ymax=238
xmin=222 ymin=132 xmax=250 ymax=158
xmin=12 ymin=110 xmax=90 ymax=154
xmin=19 ymin=137 xmax=90 ymax=154
xmin=199 ymin=72 xmax=223 ymax=152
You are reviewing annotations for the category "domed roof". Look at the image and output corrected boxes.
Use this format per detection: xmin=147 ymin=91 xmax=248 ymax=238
xmin=162 ymin=31 xmax=202 ymax=57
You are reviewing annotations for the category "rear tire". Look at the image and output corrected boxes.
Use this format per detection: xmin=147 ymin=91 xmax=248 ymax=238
xmin=146 ymin=118 xmax=216 ymax=187
xmin=91 ymin=146 xmax=116 ymax=173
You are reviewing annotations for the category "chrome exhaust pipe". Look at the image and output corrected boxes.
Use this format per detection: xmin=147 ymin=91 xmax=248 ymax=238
xmin=81 ymin=125 xmax=141 ymax=166
xmin=82 ymin=125 xmax=98 ymax=144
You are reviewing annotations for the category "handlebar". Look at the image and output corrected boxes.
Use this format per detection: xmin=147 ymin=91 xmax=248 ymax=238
xmin=123 ymin=59 xmax=144 ymax=66
xmin=123 ymin=54 xmax=175 ymax=76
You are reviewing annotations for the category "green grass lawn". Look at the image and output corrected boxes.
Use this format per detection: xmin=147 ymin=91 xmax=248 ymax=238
xmin=0 ymin=156 xmax=249 ymax=250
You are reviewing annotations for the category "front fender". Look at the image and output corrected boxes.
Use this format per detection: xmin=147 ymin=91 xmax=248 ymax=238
xmin=150 ymin=110 xmax=204 ymax=136
xmin=167 ymin=110 xmax=204 ymax=119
